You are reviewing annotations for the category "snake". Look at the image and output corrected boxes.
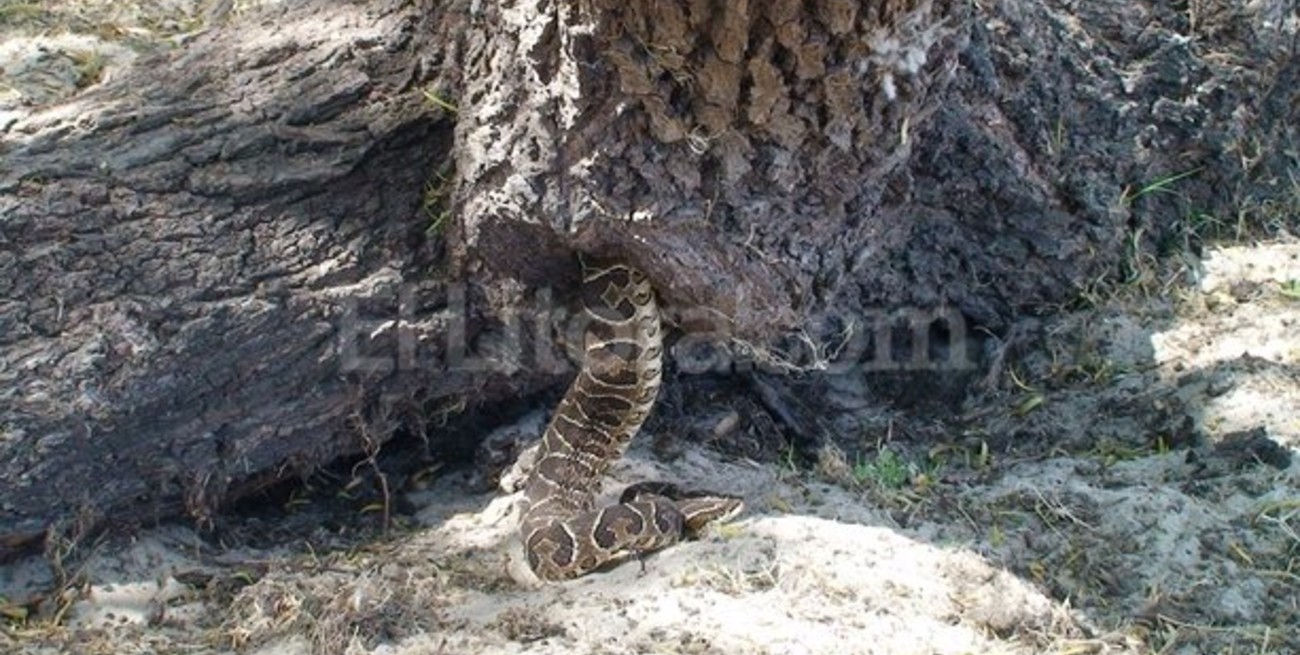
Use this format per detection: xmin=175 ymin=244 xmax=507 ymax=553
xmin=519 ymin=256 xmax=743 ymax=581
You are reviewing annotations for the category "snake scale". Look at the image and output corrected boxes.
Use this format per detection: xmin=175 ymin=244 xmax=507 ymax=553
xmin=519 ymin=257 xmax=743 ymax=581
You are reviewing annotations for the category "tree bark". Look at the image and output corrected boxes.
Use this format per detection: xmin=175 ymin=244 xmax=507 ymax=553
xmin=2 ymin=0 xmax=1296 ymax=559
xmin=0 ymin=0 xmax=499 ymax=559
xmin=454 ymin=0 xmax=1298 ymax=335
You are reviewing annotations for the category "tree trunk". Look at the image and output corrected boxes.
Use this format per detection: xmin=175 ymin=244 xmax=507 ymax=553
xmin=2 ymin=0 xmax=1296 ymax=559
xmin=455 ymin=0 xmax=1298 ymax=336
xmin=0 ymin=0 xmax=496 ymax=559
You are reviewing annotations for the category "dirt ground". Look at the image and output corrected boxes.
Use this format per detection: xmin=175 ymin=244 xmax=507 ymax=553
xmin=3 ymin=2 xmax=1298 ymax=654
xmin=2 ymin=242 xmax=1296 ymax=655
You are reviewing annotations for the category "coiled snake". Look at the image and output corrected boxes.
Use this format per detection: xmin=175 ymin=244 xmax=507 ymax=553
xmin=519 ymin=257 xmax=743 ymax=581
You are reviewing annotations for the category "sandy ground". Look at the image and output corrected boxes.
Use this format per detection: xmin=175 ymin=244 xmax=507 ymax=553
xmin=2 ymin=241 xmax=1298 ymax=654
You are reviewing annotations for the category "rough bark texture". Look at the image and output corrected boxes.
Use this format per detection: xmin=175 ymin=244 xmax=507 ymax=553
xmin=0 ymin=0 xmax=491 ymax=559
xmin=2 ymin=0 xmax=1297 ymax=559
xmin=454 ymin=0 xmax=1298 ymax=339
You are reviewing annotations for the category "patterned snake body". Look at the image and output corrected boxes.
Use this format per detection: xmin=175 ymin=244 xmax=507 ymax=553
xmin=520 ymin=258 xmax=742 ymax=581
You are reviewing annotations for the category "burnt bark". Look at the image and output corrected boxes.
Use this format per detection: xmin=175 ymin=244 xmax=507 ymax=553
xmin=3 ymin=0 xmax=1297 ymax=558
